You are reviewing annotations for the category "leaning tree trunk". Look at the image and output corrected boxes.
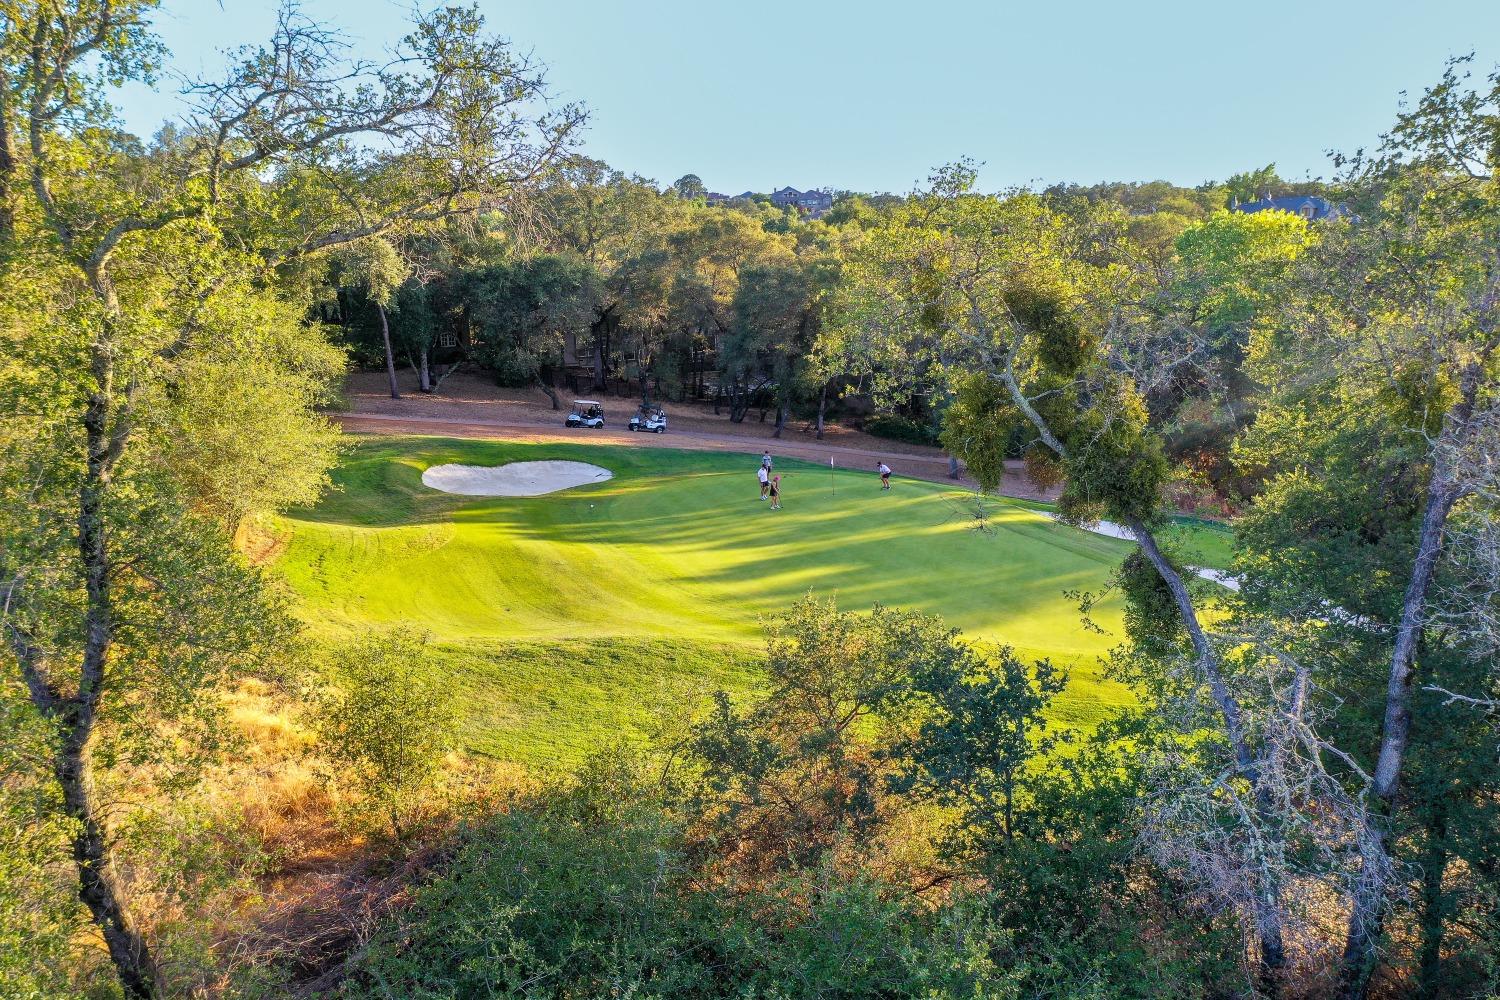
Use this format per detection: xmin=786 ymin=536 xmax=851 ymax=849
xmin=70 ymin=354 xmax=160 ymax=998
xmin=1339 ymin=364 xmax=1481 ymax=999
xmin=377 ymin=302 xmax=400 ymax=399
xmin=986 ymin=340 xmax=1289 ymax=993
xmin=1130 ymin=517 xmax=1288 ymax=995
xmin=536 ymin=375 xmax=560 ymax=410
xmin=1340 ymin=480 xmax=1460 ymax=998
xmin=8 ymin=369 xmax=162 ymax=1000
xmin=0 ymin=72 xmax=16 ymax=249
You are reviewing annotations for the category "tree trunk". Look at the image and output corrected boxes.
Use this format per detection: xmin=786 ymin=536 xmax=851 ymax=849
xmin=1414 ymin=809 xmax=1449 ymax=999
xmin=432 ymin=360 xmax=463 ymax=394
xmin=773 ymin=399 xmax=788 ymax=439
xmin=0 ymin=78 xmax=15 ymax=249
xmin=592 ymin=330 xmax=607 ymax=391
xmin=986 ymin=344 xmax=1288 ymax=989
xmin=1130 ymin=518 xmax=1288 ymax=995
xmin=1339 ymin=373 xmax=1477 ymax=999
xmin=948 ymin=455 xmax=960 ymax=480
xmin=536 ymin=375 xmax=560 ymax=410
xmin=1338 ymin=489 xmax=1458 ymax=997
xmin=815 ymin=382 xmax=827 ymax=440
xmin=57 ymin=723 xmax=160 ymax=999
xmin=729 ymin=384 xmax=750 ymax=423
xmin=377 ymin=302 xmax=400 ymax=399
xmin=418 ymin=345 xmax=432 ymax=393
xmin=70 ymin=367 xmax=160 ymax=999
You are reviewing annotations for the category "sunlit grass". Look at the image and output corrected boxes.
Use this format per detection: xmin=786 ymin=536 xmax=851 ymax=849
xmin=270 ymin=435 xmax=1226 ymax=767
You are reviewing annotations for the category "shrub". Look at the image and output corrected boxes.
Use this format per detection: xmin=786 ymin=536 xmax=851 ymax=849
xmin=864 ymin=413 xmax=940 ymax=446
xmin=317 ymin=630 xmax=458 ymax=840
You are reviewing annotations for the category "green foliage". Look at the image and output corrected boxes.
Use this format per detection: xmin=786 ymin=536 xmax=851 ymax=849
xmin=465 ymin=253 xmax=596 ymax=384
xmin=864 ymin=412 xmax=940 ymax=446
xmin=1005 ymin=281 xmax=1095 ymax=377
xmin=1173 ymin=208 xmax=1310 ymax=332
xmin=343 ymin=623 xmax=1236 ymax=1000
xmin=1117 ymin=549 xmax=1186 ymax=650
xmin=1057 ymin=387 xmax=1170 ymax=526
xmin=346 ymin=753 xmax=1026 ymax=1000
xmin=317 ymin=630 xmax=458 ymax=839
xmin=940 ymin=374 xmax=1017 ymax=493
xmin=684 ymin=596 xmax=974 ymax=868
xmin=0 ymin=699 xmax=84 ymax=999
xmin=334 ymin=237 xmax=409 ymax=308
xmin=345 ymin=754 xmax=720 ymax=998
xmin=1222 ymin=163 xmax=1284 ymax=205
xmin=891 ymin=647 xmax=1068 ymax=851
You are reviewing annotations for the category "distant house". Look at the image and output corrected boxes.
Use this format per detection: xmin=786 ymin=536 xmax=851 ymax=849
xmin=768 ymin=186 xmax=833 ymax=217
xmin=1233 ymin=194 xmax=1351 ymax=222
xmin=704 ymin=186 xmax=833 ymax=217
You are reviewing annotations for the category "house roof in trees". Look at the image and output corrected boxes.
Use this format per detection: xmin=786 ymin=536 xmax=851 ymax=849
xmin=1233 ymin=194 xmax=1351 ymax=221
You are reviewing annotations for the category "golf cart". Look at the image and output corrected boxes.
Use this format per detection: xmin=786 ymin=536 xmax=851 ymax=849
xmin=565 ymin=400 xmax=606 ymax=429
xmin=629 ymin=403 xmax=667 ymax=433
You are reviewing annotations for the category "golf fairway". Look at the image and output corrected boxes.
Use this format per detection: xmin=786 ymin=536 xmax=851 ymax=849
xmin=271 ymin=436 xmax=1154 ymax=765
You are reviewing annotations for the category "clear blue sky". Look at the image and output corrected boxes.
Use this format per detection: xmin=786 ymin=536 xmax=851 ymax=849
xmin=115 ymin=0 xmax=1500 ymax=195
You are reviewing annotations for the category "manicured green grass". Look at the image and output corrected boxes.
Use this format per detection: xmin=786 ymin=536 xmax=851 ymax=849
xmin=980 ymin=497 xmax=1236 ymax=571
xmin=272 ymin=436 xmax=1207 ymax=766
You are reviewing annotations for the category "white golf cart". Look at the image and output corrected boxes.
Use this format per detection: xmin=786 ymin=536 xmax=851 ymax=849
xmin=629 ymin=404 xmax=667 ymax=433
xmin=565 ymin=400 xmax=606 ymax=429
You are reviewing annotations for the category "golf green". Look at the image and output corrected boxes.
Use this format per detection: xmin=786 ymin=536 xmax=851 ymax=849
xmin=272 ymin=436 xmax=1171 ymax=765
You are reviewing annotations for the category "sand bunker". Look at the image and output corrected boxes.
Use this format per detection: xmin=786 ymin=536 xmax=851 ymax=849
xmin=421 ymin=461 xmax=613 ymax=497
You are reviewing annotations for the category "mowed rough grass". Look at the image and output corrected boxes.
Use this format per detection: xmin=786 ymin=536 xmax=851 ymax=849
xmin=272 ymin=435 xmax=1158 ymax=766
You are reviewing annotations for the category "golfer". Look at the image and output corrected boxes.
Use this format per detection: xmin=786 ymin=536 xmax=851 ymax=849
xmin=877 ymin=461 xmax=892 ymax=490
xmin=758 ymin=463 xmax=770 ymax=500
xmin=761 ymin=451 xmax=773 ymax=472
xmin=768 ymin=474 xmax=782 ymax=510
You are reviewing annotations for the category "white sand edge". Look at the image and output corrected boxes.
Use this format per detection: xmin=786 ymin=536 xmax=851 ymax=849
xmin=421 ymin=461 xmax=613 ymax=497
xmin=1040 ymin=511 xmax=1240 ymax=591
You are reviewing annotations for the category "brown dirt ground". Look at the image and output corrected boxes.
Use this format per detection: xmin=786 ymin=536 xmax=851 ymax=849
xmin=337 ymin=371 xmax=1059 ymax=500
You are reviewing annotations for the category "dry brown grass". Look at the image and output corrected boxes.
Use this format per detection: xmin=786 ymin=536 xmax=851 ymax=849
xmin=178 ymin=677 xmax=534 ymax=996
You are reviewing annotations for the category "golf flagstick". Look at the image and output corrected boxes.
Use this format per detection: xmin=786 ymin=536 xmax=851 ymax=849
xmin=830 ymin=455 xmax=835 ymax=497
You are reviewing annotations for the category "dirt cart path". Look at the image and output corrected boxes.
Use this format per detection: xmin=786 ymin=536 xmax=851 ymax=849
xmin=335 ymin=410 xmax=1057 ymax=501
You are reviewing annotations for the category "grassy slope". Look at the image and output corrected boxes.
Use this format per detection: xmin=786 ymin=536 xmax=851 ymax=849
xmin=273 ymin=436 xmax=1226 ymax=766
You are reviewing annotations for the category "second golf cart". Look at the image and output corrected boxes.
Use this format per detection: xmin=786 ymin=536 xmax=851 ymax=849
xmin=565 ymin=400 xmax=606 ymax=429
xmin=628 ymin=404 xmax=667 ymax=433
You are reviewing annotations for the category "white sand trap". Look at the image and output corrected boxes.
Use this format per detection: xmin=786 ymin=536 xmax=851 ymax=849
xmin=421 ymin=460 xmax=613 ymax=497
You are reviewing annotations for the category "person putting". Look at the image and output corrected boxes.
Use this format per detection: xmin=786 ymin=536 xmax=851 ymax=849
xmin=768 ymin=474 xmax=781 ymax=510
xmin=877 ymin=461 xmax=892 ymax=490
xmin=758 ymin=462 xmax=770 ymax=500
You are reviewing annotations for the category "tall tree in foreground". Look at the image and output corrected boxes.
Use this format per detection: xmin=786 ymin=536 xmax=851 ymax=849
xmin=841 ymin=93 xmax=1500 ymax=991
xmin=1290 ymin=58 xmax=1500 ymax=997
xmin=837 ymin=163 xmax=1320 ymax=996
xmin=0 ymin=4 xmax=579 ymax=996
